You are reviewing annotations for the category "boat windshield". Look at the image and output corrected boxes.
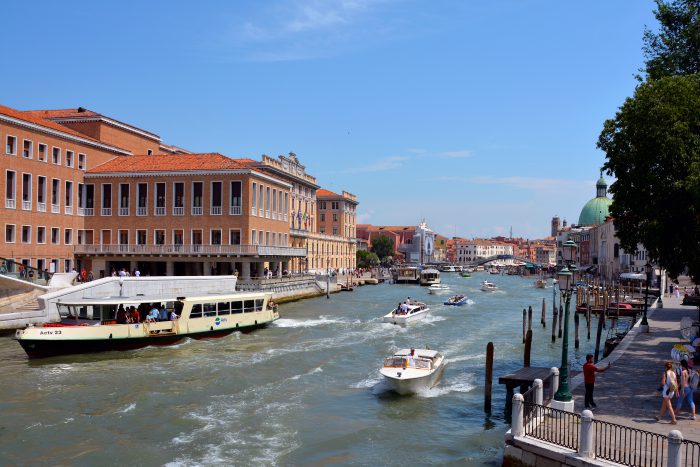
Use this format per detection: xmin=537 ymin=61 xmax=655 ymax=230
xmin=383 ymin=356 xmax=431 ymax=369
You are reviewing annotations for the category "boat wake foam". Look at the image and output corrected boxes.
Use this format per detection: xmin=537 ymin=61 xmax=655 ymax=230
xmin=273 ymin=316 xmax=348 ymax=328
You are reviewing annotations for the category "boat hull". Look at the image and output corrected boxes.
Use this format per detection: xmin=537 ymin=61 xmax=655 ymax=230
xmin=16 ymin=322 xmax=270 ymax=359
xmin=382 ymin=310 xmax=429 ymax=324
xmin=380 ymin=365 xmax=445 ymax=395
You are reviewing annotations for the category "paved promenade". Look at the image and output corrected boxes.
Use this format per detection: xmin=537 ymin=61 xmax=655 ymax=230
xmin=570 ymin=292 xmax=700 ymax=440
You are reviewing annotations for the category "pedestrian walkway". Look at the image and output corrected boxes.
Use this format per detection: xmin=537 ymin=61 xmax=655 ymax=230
xmin=570 ymin=293 xmax=700 ymax=440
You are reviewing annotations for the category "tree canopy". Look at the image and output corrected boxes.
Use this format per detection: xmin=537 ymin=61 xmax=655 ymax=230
xmin=598 ymin=74 xmax=700 ymax=279
xmin=642 ymin=0 xmax=700 ymax=80
xmin=356 ymin=250 xmax=380 ymax=269
xmin=370 ymin=236 xmax=394 ymax=260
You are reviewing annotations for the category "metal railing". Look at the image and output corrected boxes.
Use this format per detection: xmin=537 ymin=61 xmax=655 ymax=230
xmin=681 ymin=439 xmax=700 ymax=466
xmin=0 ymin=257 xmax=55 ymax=282
xmin=229 ymin=205 xmax=241 ymax=215
xmin=211 ymin=206 xmax=222 ymax=215
xmin=593 ymin=419 xmax=666 ymax=466
xmin=38 ymin=202 xmax=46 ymax=212
xmin=136 ymin=207 xmax=146 ymax=216
xmin=523 ymin=403 xmax=581 ymax=451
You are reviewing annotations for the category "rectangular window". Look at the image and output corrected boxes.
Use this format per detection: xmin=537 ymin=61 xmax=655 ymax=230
xmin=259 ymin=184 xmax=263 ymax=216
xmin=78 ymin=153 xmax=86 ymax=170
xmin=333 ymin=226 xmax=338 ymax=235
xmin=22 ymin=173 xmax=31 ymax=210
xmin=211 ymin=181 xmax=222 ymax=215
xmin=333 ymin=213 xmax=338 ymax=222
xmin=230 ymin=181 xmax=241 ymax=215
xmin=22 ymin=140 xmax=33 ymax=159
xmin=278 ymin=191 xmax=283 ymax=218
xmin=265 ymin=186 xmax=270 ymax=217
xmin=65 ymin=150 xmax=74 ymax=168
xmin=272 ymin=188 xmax=277 ymax=218
xmin=84 ymin=184 xmax=94 ymax=215
xmin=118 ymin=230 xmax=128 ymax=245
xmin=155 ymin=182 xmax=165 ymax=215
xmin=100 ymin=229 xmax=111 ymax=245
xmin=51 ymin=227 xmax=59 ymax=244
xmin=137 ymin=230 xmax=147 ymax=245
xmin=21 ymin=225 xmax=31 ymax=243
xmin=284 ymin=193 xmax=289 ymax=221
xmin=52 ymin=147 xmax=61 ymax=164
xmin=320 ymin=213 xmax=325 ymax=222
xmin=154 ymin=230 xmax=165 ymax=245
xmin=229 ymin=229 xmax=241 ymax=245
xmin=64 ymin=228 xmax=72 ymax=245
xmin=211 ymin=229 xmax=222 ymax=245
xmin=173 ymin=182 xmax=184 ymax=215
xmin=101 ymin=184 xmax=111 ymax=215
xmin=37 ymin=226 xmax=46 ymax=244
xmin=192 ymin=230 xmax=203 ymax=249
xmin=272 ymin=232 xmax=276 ymax=246
xmin=284 ymin=233 xmax=288 ymax=246
xmin=251 ymin=229 xmax=256 ymax=245
xmin=119 ymin=183 xmax=129 ymax=215
xmin=332 ymin=201 xmax=339 ymax=210
xmin=5 ymin=224 xmax=15 ymax=243
xmin=6 ymin=135 xmax=16 ymax=155
xmin=258 ymin=231 xmax=263 ymax=246
xmin=51 ymin=179 xmax=60 ymax=212
xmin=137 ymin=183 xmax=147 ymax=216
xmin=252 ymin=182 xmax=257 ymax=215
xmin=5 ymin=171 xmax=16 ymax=209
xmin=265 ymin=231 xmax=270 ymax=246
xmin=38 ymin=143 xmax=47 ymax=162
xmin=65 ymin=181 xmax=73 ymax=212
xmin=37 ymin=176 xmax=46 ymax=209
xmin=173 ymin=230 xmax=184 ymax=245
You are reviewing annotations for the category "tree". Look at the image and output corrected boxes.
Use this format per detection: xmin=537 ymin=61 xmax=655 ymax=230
xmin=642 ymin=0 xmax=700 ymax=80
xmin=370 ymin=236 xmax=394 ymax=261
xmin=356 ymin=250 xmax=380 ymax=269
xmin=597 ymin=74 xmax=700 ymax=279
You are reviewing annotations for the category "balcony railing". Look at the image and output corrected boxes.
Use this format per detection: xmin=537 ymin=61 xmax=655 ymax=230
xmin=37 ymin=202 xmax=46 ymax=212
xmin=136 ymin=207 xmax=147 ymax=216
xmin=251 ymin=207 xmax=256 ymax=216
xmin=64 ymin=206 xmax=73 ymax=215
xmin=154 ymin=207 xmax=165 ymax=216
xmin=192 ymin=206 xmax=202 ymax=216
xmin=83 ymin=207 xmax=94 ymax=216
xmin=230 ymin=205 xmax=241 ymax=215
xmin=22 ymin=200 xmax=31 ymax=210
xmin=101 ymin=207 xmax=111 ymax=216
xmin=119 ymin=207 xmax=129 ymax=216
xmin=173 ymin=207 xmax=184 ymax=216
xmin=73 ymin=244 xmax=307 ymax=257
xmin=211 ymin=206 xmax=222 ymax=215
xmin=52 ymin=204 xmax=60 ymax=214
xmin=5 ymin=199 xmax=15 ymax=209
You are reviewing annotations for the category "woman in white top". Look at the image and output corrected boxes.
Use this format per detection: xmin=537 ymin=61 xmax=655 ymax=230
xmin=656 ymin=361 xmax=678 ymax=424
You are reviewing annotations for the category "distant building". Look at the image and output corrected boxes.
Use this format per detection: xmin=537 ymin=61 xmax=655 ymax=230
xmin=578 ymin=174 xmax=612 ymax=226
xmin=551 ymin=216 xmax=560 ymax=237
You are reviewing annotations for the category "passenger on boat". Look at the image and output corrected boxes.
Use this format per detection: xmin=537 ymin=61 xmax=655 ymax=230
xmin=130 ymin=306 xmax=141 ymax=323
xmin=116 ymin=305 xmax=127 ymax=324
xmin=169 ymin=309 xmax=179 ymax=320
xmin=146 ymin=306 xmax=159 ymax=323
xmin=159 ymin=304 xmax=168 ymax=321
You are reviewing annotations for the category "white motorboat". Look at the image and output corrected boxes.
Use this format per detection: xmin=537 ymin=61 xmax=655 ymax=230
xmin=383 ymin=301 xmax=430 ymax=324
xmin=419 ymin=268 xmax=441 ymax=286
xmin=534 ymin=279 xmax=547 ymax=288
xmin=379 ymin=348 xmax=446 ymax=395
xmin=480 ymin=280 xmax=498 ymax=292
xmin=427 ymin=284 xmax=450 ymax=294
xmin=14 ymin=291 xmax=279 ymax=358
xmin=439 ymin=265 xmax=462 ymax=272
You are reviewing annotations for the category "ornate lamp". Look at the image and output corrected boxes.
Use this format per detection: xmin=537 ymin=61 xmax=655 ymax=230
xmin=554 ymin=240 xmax=578 ymax=405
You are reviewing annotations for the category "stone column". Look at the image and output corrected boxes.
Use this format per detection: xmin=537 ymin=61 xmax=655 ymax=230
xmin=551 ymin=367 xmax=560 ymax=395
xmin=241 ymin=262 xmax=251 ymax=280
xmin=534 ymin=379 xmax=543 ymax=406
xmin=579 ymin=409 xmax=595 ymax=458
xmin=166 ymin=261 xmax=174 ymax=276
xmin=277 ymin=261 xmax=283 ymax=277
xmin=512 ymin=393 xmax=524 ymax=437
xmin=667 ymin=430 xmax=683 ymax=467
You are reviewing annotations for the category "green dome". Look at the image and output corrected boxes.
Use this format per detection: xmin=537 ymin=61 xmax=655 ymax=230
xmin=578 ymin=174 xmax=611 ymax=225
xmin=578 ymin=197 xmax=612 ymax=225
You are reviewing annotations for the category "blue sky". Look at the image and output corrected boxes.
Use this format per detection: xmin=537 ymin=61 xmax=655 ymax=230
xmin=1 ymin=1 xmax=657 ymax=239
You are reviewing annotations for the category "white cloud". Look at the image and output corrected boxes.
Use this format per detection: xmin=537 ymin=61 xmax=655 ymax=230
xmin=339 ymin=156 xmax=407 ymax=174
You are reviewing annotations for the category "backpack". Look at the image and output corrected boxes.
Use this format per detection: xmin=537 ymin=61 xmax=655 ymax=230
xmin=690 ymin=371 xmax=699 ymax=391
xmin=668 ymin=371 xmax=678 ymax=393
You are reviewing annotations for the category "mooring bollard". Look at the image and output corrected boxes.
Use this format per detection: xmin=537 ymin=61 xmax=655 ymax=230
xmin=484 ymin=342 xmax=494 ymax=414
xmin=551 ymin=367 xmax=559 ymax=394
xmin=512 ymin=393 xmax=525 ymax=437
xmin=534 ymin=378 xmax=543 ymax=405
xmin=579 ymin=409 xmax=595 ymax=458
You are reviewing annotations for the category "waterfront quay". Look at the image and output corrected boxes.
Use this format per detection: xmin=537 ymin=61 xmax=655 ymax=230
xmin=505 ymin=289 xmax=700 ymax=466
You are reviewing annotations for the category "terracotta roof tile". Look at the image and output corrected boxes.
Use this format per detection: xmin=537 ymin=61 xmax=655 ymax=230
xmin=88 ymin=153 xmax=252 ymax=174
xmin=23 ymin=107 xmax=160 ymax=139
xmin=316 ymin=188 xmax=339 ymax=197
xmin=0 ymin=104 xmax=121 ymax=148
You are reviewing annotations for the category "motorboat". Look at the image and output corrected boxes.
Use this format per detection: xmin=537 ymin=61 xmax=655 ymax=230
xmin=460 ymin=271 xmax=472 ymax=278
xmin=488 ymin=267 xmax=500 ymax=275
xmin=14 ymin=291 xmax=279 ymax=358
xmin=440 ymin=265 xmax=462 ymax=272
xmin=393 ymin=266 xmax=420 ymax=284
xmin=534 ymin=279 xmax=547 ymax=288
xmin=480 ymin=281 xmax=498 ymax=292
xmin=427 ymin=284 xmax=450 ymax=294
xmin=379 ymin=348 xmax=446 ymax=395
xmin=419 ymin=268 xmax=441 ymax=286
xmin=383 ymin=300 xmax=430 ymax=324
xmin=444 ymin=294 xmax=468 ymax=306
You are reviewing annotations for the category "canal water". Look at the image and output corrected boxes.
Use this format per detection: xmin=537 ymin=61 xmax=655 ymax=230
xmin=0 ymin=273 xmax=606 ymax=466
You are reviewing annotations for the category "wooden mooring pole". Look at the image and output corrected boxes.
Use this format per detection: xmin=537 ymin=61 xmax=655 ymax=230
xmin=551 ymin=307 xmax=558 ymax=342
xmin=541 ymin=298 xmax=546 ymax=328
xmin=574 ymin=312 xmax=580 ymax=349
xmin=484 ymin=342 xmax=494 ymax=414
xmin=522 ymin=309 xmax=527 ymax=343
xmin=527 ymin=305 xmax=533 ymax=332
xmin=594 ymin=307 xmax=605 ymax=363
xmin=524 ymin=330 xmax=532 ymax=367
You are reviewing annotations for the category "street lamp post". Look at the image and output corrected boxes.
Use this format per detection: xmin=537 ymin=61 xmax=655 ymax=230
xmin=553 ymin=240 xmax=578 ymax=410
xmin=640 ymin=262 xmax=651 ymax=332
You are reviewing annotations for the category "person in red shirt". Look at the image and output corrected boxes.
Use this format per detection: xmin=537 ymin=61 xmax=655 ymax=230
xmin=583 ymin=353 xmax=611 ymax=409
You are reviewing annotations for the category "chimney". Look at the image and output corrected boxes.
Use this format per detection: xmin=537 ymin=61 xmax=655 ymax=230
xmin=77 ymin=107 xmax=86 ymax=113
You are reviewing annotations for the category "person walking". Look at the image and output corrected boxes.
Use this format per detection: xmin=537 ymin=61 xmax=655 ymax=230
xmin=656 ymin=361 xmax=678 ymax=424
xmin=583 ymin=354 xmax=611 ymax=409
xmin=675 ymin=359 xmax=696 ymax=420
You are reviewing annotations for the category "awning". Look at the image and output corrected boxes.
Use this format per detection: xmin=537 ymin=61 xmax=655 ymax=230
xmin=620 ymin=272 xmax=646 ymax=280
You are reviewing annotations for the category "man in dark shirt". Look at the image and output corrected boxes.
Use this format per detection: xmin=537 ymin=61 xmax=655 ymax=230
xmin=583 ymin=353 xmax=611 ymax=409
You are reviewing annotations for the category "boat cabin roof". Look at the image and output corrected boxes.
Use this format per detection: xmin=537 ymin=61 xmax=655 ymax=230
xmin=55 ymin=291 xmax=271 ymax=306
xmin=421 ymin=269 xmax=440 ymax=274
xmin=394 ymin=348 xmax=439 ymax=359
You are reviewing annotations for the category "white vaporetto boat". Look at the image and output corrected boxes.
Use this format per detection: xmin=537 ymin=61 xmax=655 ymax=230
xmin=419 ymin=268 xmax=441 ymax=286
xmin=379 ymin=348 xmax=446 ymax=395
xmin=480 ymin=280 xmax=498 ymax=292
xmin=427 ymin=284 xmax=450 ymax=294
xmin=383 ymin=300 xmax=430 ymax=324
xmin=14 ymin=291 xmax=279 ymax=358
